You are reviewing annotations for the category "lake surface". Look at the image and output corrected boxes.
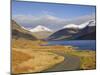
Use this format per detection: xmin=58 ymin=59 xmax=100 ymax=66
xmin=47 ymin=40 xmax=96 ymax=50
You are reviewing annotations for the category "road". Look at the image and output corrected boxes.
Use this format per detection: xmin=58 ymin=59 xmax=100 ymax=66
xmin=43 ymin=51 xmax=80 ymax=72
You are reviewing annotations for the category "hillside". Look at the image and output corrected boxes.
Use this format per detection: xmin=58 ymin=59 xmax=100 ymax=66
xmin=47 ymin=28 xmax=79 ymax=40
xmin=29 ymin=25 xmax=53 ymax=39
xmin=32 ymin=31 xmax=53 ymax=39
xmin=72 ymin=26 xmax=96 ymax=40
xmin=12 ymin=20 xmax=37 ymax=40
xmin=47 ymin=26 xmax=96 ymax=40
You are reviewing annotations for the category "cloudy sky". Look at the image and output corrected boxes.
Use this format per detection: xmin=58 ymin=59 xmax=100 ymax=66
xmin=12 ymin=0 xmax=96 ymax=31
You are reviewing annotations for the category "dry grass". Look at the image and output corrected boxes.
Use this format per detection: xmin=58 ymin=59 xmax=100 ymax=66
xmin=12 ymin=38 xmax=75 ymax=54
xmin=12 ymin=50 xmax=32 ymax=73
xmin=12 ymin=50 xmax=32 ymax=66
xmin=12 ymin=38 xmax=47 ymax=49
xmin=12 ymin=38 xmax=96 ymax=73
xmin=12 ymin=48 xmax=64 ymax=74
xmin=67 ymin=50 xmax=96 ymax=70
xmin=80 ymin=56 xmax=96 ymax=70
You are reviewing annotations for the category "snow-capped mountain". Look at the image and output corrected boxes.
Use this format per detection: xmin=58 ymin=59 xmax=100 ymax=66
xmin=63 ymin=24 xmax=79 ymax=29
xmin=47 ymin=20 xmax=96 ymax=40
xmin=30 ymin=25 xmax=52 ymax=32
xmin=63 ymin=20 xmax=95 ymax=29
xmin=29 ymin=25 xmax=53 ymax=39
xmin=21 ymin=26 xmax=29 ymax=30
xmin=88 ymin=20 xmax=95 ymax=26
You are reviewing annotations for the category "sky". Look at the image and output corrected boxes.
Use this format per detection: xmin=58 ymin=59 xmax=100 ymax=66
xmin=12 ymin=0 xmax=96 ymax=30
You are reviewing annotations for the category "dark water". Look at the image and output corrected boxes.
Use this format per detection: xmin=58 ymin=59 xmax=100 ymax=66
xmin=47 ymin=40 xmax=96 ymax=50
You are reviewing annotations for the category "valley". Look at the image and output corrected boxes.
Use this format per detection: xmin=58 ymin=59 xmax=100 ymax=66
xmin=11 ymin=1 xmax=96 ymax=74
xmin=12 ymin=20 xmax=96 ymax=74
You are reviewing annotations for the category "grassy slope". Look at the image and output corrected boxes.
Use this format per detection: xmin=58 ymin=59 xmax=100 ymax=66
xmin=12 ymin=20 xmax=37 ymax=40
xmin=32 ymin=31 xmax=53 ymax=39
xmin=12 ymin=48 xmax=64 ymax=74
xmin=67 ymin=50 xmax=96 ymax=70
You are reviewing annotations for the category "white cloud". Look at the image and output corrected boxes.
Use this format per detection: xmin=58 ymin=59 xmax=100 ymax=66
xmin=12 ymin=15 xmax=66 ymax=30
xmin=12 ymin=14 xmax=95 ymax=30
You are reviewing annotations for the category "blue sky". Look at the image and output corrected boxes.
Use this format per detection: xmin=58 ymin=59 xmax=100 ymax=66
xmin=12 ymin=0 xmax=96 ymax=30
xmin=12 ymin=0 xmax=95 ymax=19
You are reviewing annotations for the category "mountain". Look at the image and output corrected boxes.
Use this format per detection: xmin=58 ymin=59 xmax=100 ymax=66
xmin=47 ymin=28 xmax=79 ymax=40
xmin=74 ymin=26 xmax=96 ymax=40
xmin=47 ymin=20 xmax=96 ymax=40
xmin=71 ymin=26 xmax=96 ymax=40
xmin=30 ymin=25 xmax=52 ymax=32
xmin=30 ymin=25 xmax=53 ymax=39
xmin=63 ymin=24 xmax=79 ymax=29
xmin=63 ymin=20 xmax=95 ymax=29
xmin=12 ymin=20 xmax=37 ymax=40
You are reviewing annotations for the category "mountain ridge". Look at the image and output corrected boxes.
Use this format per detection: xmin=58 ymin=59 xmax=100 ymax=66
xmin=29 ymin=25 xmax=53 ymax=39
xmin=12 ymin=20 xmax=37 ymax=40
xmin=47 ymin=20 xmax=96 ymax=40
xmin=30 ymin=25 xmax=53 ymax=32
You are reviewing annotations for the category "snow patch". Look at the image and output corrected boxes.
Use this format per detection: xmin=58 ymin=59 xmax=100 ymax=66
xmin=30 ymin=25 xmax=53 ymax=32
xmin=63 ymin=20 xmax=95 ymax=29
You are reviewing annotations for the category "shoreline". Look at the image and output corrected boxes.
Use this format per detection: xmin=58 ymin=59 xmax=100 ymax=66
xmin=12 ymin=39 xmax=96 ymax=74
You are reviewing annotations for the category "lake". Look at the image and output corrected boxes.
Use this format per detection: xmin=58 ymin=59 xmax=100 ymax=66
xmin=47 ymin=40 xmax=96 ymax=50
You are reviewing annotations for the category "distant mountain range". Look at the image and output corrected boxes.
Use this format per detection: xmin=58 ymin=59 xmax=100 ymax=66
xmin=29 ymin=25 xmax=53 ymax=39
xmin=12 ymin=19 xmax=96 ymax=40
xmin=63 ymin=20 xmax=95 ymax=29
xmin=12 ymin=20 xmax=37 ymax=40
xmin=47 ymin=20 xmax=96 ymax=40
xmin=30 ymin=25 xmax=52 ymax=32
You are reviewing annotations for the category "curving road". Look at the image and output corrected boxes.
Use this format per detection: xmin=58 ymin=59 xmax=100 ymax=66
xmin=43 ymin=51 xmax=80 ymax=72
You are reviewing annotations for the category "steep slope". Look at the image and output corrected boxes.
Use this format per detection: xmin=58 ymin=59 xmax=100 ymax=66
xmin=75 ymin=31 xmax=96 ymax=40
xmin=47 ymin=28 xmax=79 ymax=40
xmin=47 ymin=20 xmax=96 ymax=40
xmin=74 ymin=26 xmax=96 ymax=40
xmin=12 ymin=20 xmax=37 ymax=40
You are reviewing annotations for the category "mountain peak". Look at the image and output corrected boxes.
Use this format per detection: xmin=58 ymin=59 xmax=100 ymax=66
xmin=63 ymin=24 xmax=79 ymax=29
xmin=30 ymin=25 xmax=52 ymax=32
xmin=63 ymin=20 xmax=95 ymax=29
